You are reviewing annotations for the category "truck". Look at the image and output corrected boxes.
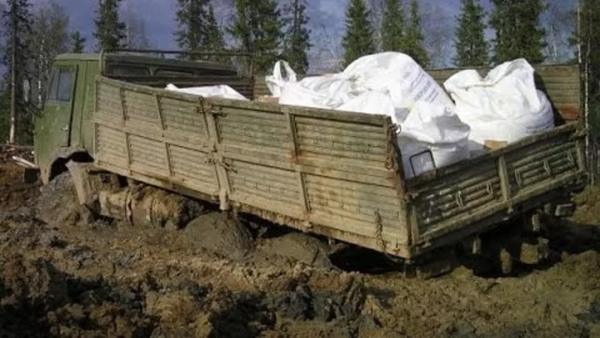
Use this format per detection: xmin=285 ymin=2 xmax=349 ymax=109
xmin=34 ymin=50 xmax=588 ymax=275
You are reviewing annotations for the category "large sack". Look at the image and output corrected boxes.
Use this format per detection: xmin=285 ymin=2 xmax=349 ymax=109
xmin=165 ymin=83 xmax=249 ymax=101
xmin=265 ymin=60 xmax=297 ymax=97
xmin=279 ymin=75 xmax=355 ymax=109
xmin=276 ymin=52 xmax=455 ymax=115
xmin=336 ymin=91 xmax=398 ymax=121
xmin=341 ymin=52 xmax=455 ymax=110
xmin=398 ymin=102 xmax=471 ymax=178
xmin=444 ymin=58 xmax=555 ymax=155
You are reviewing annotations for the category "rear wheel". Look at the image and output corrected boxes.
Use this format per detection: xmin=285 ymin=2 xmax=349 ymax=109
xmin=457 ymin=214 xmax=554 ymax=277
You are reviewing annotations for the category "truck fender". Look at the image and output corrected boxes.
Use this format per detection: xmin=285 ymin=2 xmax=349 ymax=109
xmin=43 ymin=147 xmax=93 ymax=184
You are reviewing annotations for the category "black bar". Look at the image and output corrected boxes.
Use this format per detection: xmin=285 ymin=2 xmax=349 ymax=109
xmin=103 ymin=49 xmax=256 ymax=57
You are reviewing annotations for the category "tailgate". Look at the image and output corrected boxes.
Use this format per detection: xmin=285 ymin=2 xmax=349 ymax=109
xmin=407 ymin=123 xmax=587 ymax=249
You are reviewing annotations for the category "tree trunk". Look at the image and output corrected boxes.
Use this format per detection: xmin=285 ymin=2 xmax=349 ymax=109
xmin=9 ymin=5 xmax=17 ymax=144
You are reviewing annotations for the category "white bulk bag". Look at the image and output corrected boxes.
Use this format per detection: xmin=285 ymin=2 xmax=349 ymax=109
xmin=165 ymin=84 xmax=249 ymax=101
xmin=444 ymin=58 xmax=555 ymax=155
xmin=342 ymin=52 xmax=455 ymax=110
xmin=279 ymin=75 xmax=355 ymax=109
xmin=337 ymin=92 xmax=397 ymax=120
xmin=398 ymin=102 xmax=471 ymax=178
xmin=265 ymin=60 xmax=298 ymax=97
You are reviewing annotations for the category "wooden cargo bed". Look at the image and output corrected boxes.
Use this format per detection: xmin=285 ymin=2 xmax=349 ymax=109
xmin=92 ymin=63 xmax=587 ymax=260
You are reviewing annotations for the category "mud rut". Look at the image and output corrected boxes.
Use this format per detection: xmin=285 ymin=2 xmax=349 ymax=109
xmin=2 ymin=156 xmax=600 ymax=338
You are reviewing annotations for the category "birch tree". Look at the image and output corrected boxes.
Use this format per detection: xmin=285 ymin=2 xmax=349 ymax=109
xmin=543 ymin=3 xmax=575 ymax=63
xmin=1 ymin=0 xmax=33 ymax=144
xmin=30 ymin=0 xmax=70 ymax=107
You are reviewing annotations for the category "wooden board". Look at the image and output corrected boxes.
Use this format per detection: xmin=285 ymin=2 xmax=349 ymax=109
xmin=94 ymin=76 xmax=411 ymax=258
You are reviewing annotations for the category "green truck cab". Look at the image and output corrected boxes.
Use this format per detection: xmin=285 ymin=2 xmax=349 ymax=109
xmin=34 ymin=52 xmax=252 ymax=184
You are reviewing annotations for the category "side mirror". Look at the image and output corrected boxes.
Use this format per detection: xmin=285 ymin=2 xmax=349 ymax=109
xmin=23 ymin=79 xmax=31 ymax=103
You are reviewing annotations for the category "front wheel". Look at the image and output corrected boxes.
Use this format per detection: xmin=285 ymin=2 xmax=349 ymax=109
xmin=36 ymin=172 xmax=94 ymax=227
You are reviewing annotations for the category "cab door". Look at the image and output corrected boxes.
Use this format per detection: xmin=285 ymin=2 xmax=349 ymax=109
xmin=34 ymin=65 xmax=78 ymax=181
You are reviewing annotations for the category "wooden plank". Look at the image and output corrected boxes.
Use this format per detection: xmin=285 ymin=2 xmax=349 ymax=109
xmin=546 ymin=91 xmax=582 ymax=101
xmin=96 ymin=161 xmax=220 ymax=201
xmin=214 ymin=99 xmax=389 ymax=125
xmin=555 ymin=104 xmax=581 ymax=121
xmin=295 ymin=116 xmax=386 ymax=133
xmin=100 ymin=76 xmax=389 ymax=125
xmin=203 ymin=100 xmax=232 ymax=210
xmin=286 ymin=113 xmax=310 ymax=214
xmin=154 ymin=94 xmax=174 ymax=178
xmin=118 ymin=87 xmax=132 ymax=172
xmin=94 ymin=117 xmax=212 ymax=153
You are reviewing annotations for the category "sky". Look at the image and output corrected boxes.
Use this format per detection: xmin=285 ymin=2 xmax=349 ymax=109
xmin=32 ymin=0 xmax=481 ymax=55
xmin=0 ymin=0 xmax=577 ymax=72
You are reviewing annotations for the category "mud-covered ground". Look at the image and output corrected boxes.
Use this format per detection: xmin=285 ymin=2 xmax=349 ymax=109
xmin=2 ymin=151 xmax=600 ymax=338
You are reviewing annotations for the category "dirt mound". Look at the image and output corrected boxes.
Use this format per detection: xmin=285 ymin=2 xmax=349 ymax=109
xmin=0 ymin=219 xmax=383 ymax=338
xmin=36 ymin=172 xmax=93 ymax=227
xmin=254 ymin=232 xmax=334 ymax=269
xmin=3 ymin=207 xmax=600 ymax=338
xmin=4 ymin=150 xmax=600 ymax=337
xmin=572 ymin=185 xmax=600 ymax=225
xmin=183 ymin=212 xmax=254 ymax=261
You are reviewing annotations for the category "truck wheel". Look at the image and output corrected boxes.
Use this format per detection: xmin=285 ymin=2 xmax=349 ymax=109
xmin=403 ymin=248 xmax=459 ymax=279
xmin=36 ymin=172 xmax=94 ymax=227
xmin=183 ymin=212 xmax=253 ymax=261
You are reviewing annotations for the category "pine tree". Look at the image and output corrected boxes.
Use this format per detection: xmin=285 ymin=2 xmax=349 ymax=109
xmin=342 ymin=0 xmax=376 ymax=67
xmin=404 ymin=0 xmax=429 ymax=66
xmin=93 ymin=0 xmax=126 ymax=51
xmin=453 ymin=0 xmax=489 ymax=67
xmin=71 ymin=31 xmax=86 ymax=53
xmin=490 ymin=0 xmax=546 ymax=64
xmin=175 ymin=0 xmax=207 ymax=57
xmin=1 ymin=0 xmax=33 ymax=144
xmin=228 ymin=0 xmax=283 ymax=74
xmin=281 ymin=0 xmax=311 ymax=74
xmin=204 ymin=4 xmax=225 ymax=60
xmin=381 ymin=0 xmax=404 ymax=52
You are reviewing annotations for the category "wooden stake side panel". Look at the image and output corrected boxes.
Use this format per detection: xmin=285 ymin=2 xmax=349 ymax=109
xmin=410 ymin=124 xmax=586 ymax=245
xmin=93 ymin=76 xmax=409 ymax=257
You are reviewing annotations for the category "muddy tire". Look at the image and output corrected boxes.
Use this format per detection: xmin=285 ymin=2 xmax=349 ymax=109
xmin=183 ymin=212 xmax=253 ymax=261
xmin=255 ymin=232 xmax=334 ymax=269
xmin=36 ymin=172 xmax=94 ymax=227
